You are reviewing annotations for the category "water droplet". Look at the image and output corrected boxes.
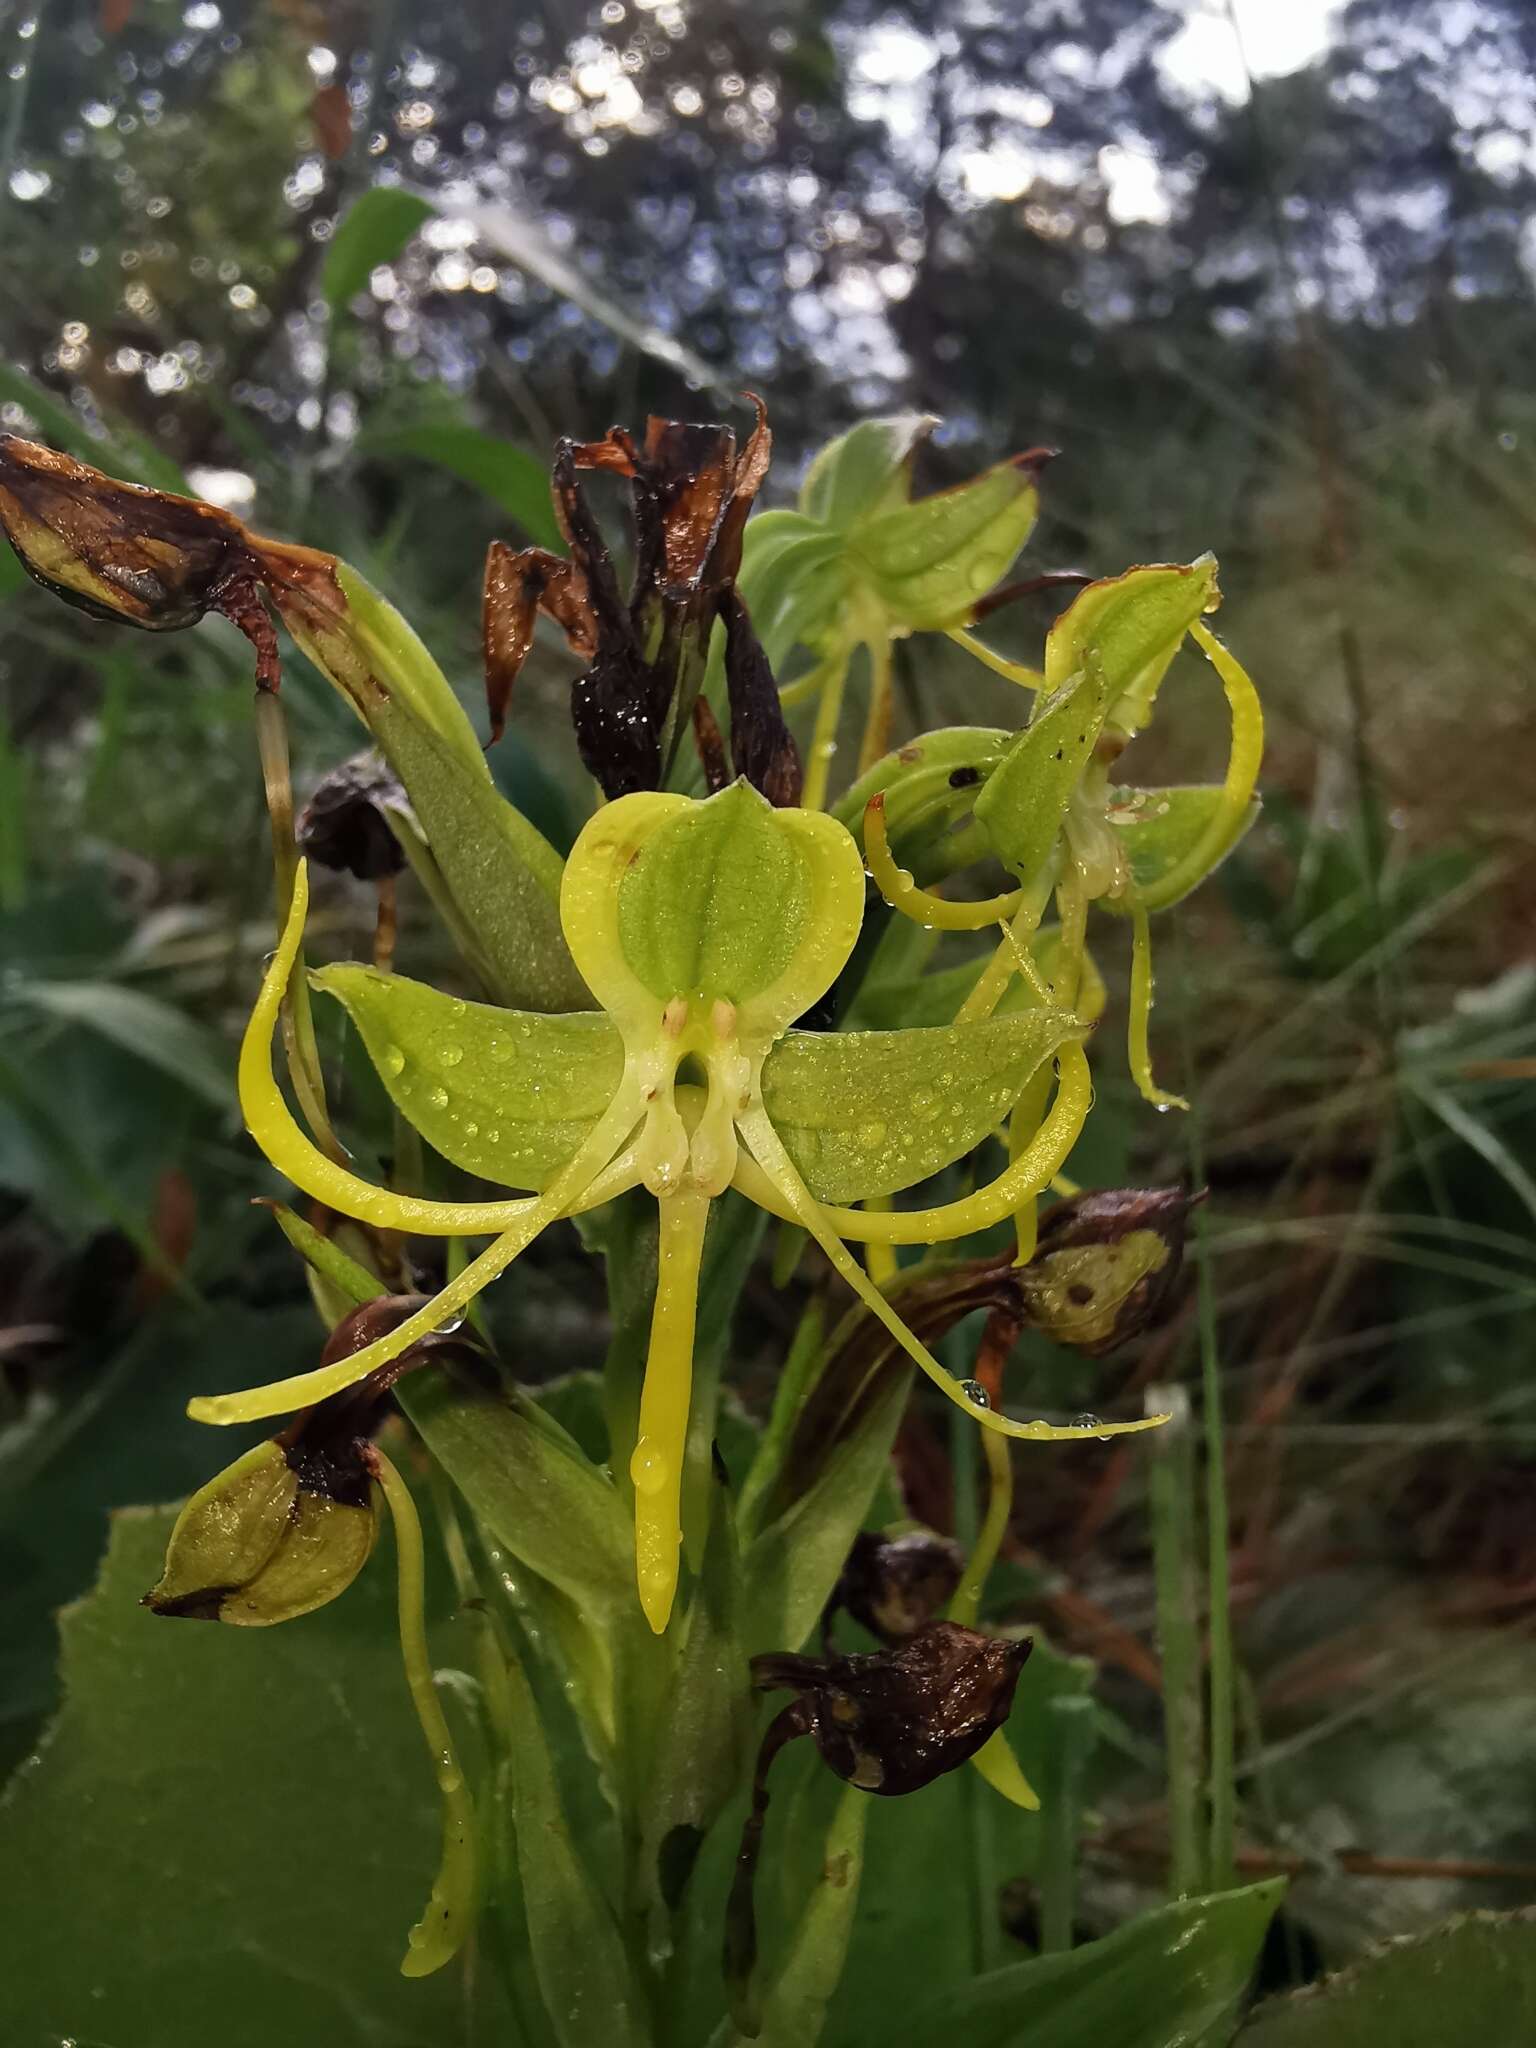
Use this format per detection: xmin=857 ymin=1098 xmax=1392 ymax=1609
xmin=464 ymin=1120 xmax=479 ymax=1138
xmin=489 ymin=1037 xmax=510 ymax=1062
xmin=1072 ymin=1411 xmax=1100 ymax=1433
xmin=629 ymin=1437 xmax=669 ymax=1496
xmin=440 ymin=1044 xmax=463 ymax=1068
xmin=449 ymin=998 xmax=467 ymax=1018
xmin=382 ymin=1043 xmax=405 ymax=1077
xmin=959 ymin=1378 xmax=990 ymax=1409
xmin=856 ymin=1119 xmax=886 ymax=1148
xmin=437 ymin=1311 xmax=465 ymax=1334
xmin=911 ymin=1086 xmax=939 ymax=1120
xmin=487 ymin=1127 xmax=501 ymax=1143
xmin=427 ymin=1084 xmax=449 ymax=1110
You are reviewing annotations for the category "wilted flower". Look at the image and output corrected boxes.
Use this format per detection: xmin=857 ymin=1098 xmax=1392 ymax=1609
xmin=0 ymin=436 xmax=281 ymax=687
xmin=296 ymin=749 xmax=411 ymax=881
xmin=481 ymin=401 xmax=799 ymax=803
xmin=823 ymin=1528 xmax=965 ymax=1650
xmin=1017 ymin=1183 xmax=1198 ymax=1355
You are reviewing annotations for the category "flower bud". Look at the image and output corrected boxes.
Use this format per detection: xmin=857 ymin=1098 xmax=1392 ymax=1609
xmin=825 ymin=1528 xmax=964 ymax=1649
xmin=296 ymin=749 xmax=410 ymax=880
xmin=1018 ymin=1184 xmax=1197 ymax=1356
xmin=143 ymin=1435 xmax=376 ymax=1626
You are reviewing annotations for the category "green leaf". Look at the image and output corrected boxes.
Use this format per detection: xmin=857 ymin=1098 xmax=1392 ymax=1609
xmin=798 ymin=413 xmax=935 ymax=531
xmin=13 ymin=976 xmax=236 ymax=1112
xmin=973 ymin=661 xmax=1115 ymax=885
xmin=367 ymin=690 xmax=590 ymax=1012
xmin=323 ymin=186 xmax=434 ymax=317
xmin=399 ymin=1370 xmax=634 ymax=1614
xmin=637 ymin=1476 xmax=753 ymax=1934
xmin=883 ymin=1881 xmax=1284 ymax=2048
xmin=500 ymin=1646 xmax=648 ymax=2048
xmin=1240 ymin=1910 xmax=1536 ymax=2048
xmin=760 ymin=1008 xmax=1083 ymax=1203
xmin=1101 ymin=784 xmax=1261 ymax=913
xmin=738 ymin=512 xmax=850 ymax=668
xmin=739 ymin=1359 xmax=912 ymax=1657
xmin=852 ymin=457 xmax=1041 ymax=630
xmin=314 ymin=963 xmax=622 ymax=1192
xmin=723 ymin=1784 xmax=868 ymax=2048
xmin=1045 ymin=560 xmax=1220 ymax=731
xmin=0 ymin=1507 xmax=498 ymax=2046
xmin=356 ymin=421 xmax=562 ymax=552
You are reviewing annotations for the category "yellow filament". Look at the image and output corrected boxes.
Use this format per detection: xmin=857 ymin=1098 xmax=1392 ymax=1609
xmin=371 ymin=1447 xmax=477 ymax=1978
xmin=732 ymin=1040 xmax=1092 ymax=1245
xmin=1130 ymin=622 xmax=1264 ymax=913
xmin=946 ymin=626 xmax=1045 ymax=693
xmin=735 ymin=1091 xmax=1166 ymax=1445
xmin=1127 ymin=903 xmax=1189 ymax=1112
xmin=241 ymin=863 xmax=642 ymax=1235
xmin=864 ymin=793 xmax=1025 ymax=931
xmin=954 ymin=873 xmax=1057 ymax=1024
xmin=631 ymin=1187 xmax=711 ymax=1634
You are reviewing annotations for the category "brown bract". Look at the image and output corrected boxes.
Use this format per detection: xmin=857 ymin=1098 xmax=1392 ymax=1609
xmin=480 ymin=397 xmax=800 ymax=804
xmin=0 ymin=436 xmax=283 ymax=688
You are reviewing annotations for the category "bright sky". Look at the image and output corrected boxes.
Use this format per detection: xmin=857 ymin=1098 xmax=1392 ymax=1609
xmin=1161 ymin=0 xmax=1345 ymax=106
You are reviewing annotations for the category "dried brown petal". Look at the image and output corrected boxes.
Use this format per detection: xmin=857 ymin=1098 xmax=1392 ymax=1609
xmin=0 ymin=437 xmax=280 ymax=686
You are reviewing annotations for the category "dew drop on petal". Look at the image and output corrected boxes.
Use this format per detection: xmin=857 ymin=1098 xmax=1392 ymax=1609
xmin=440 ymin=1045 xmax=463 ymax=1068
xmin=428 ymin=1084 xmax=449 ymax=1110
xmin=382 ymin=1044 xmax=405 ymax=1077
xmin=857 ymin=1119 xmax=887 ymax=1148
xmin=629 ymin=1436 xmax=669 ymax=1496
xmin=959 ymin=1378 xmax=990 ymax=1409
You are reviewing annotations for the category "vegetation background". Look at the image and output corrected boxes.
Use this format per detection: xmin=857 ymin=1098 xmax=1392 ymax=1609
xmin=3 ymin=0 xmax=1536 ymax=2032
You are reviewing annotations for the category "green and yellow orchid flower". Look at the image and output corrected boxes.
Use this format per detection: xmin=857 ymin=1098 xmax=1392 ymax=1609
xmin=198 ymin=778 xmax=1164 ymax=1633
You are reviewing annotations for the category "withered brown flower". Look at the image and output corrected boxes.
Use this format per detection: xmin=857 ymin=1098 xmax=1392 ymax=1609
xmin=481 ymin=399 xmax=800 ymax=804
xmin=0 ymin=436 xmax=282 ymax=687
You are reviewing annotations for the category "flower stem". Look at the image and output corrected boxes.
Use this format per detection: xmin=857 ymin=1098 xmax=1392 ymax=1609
xmin=801 ymin=643 xmax=850 ymax=810
xmin=1146 ymin=1382 xmax=1206 ymax=1899
xmin=856 ymin=631 xmax=895 ymax=774
xmin=369 ymin=1444 xmax=477 ymax=1979
xmin=1039 ymin=1695 xmax=1094 ymax=1952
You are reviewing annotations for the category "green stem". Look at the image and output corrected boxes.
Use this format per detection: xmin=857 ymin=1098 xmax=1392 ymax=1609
xmin=252 ymin=689 xmax=344 ymax=1163
xmin=1146 ymin=1382 xmax=1206 ymax=1899
xmin=370 ymin=1445 xmax=477 ymax=1978
xmin=1039 ymin=1696 xmax=1094 ymax=1952
xmin=1178 ymin=918 xmax=1237 ymax=1892
xmin=801 ymin=643 xmax=851 ymax=810
xmin=856 ymin=632 xmax=894 ymax=775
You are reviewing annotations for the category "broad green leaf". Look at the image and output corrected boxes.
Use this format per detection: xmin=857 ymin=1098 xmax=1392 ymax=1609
xmin=1045 ymin=560 xmax=1220 ymax=731
xmin=0 ymin=1507 xmax=497 ymax=2046
xmin=974 ymin=661 xmax=1115 ymax=884
xmin=1240 ymin=1910 xmax=1536 ymax=2047
xmin=500 ymin=1648 xmax=648 ymax=2048
xmin=356 ymin=421 xmax=562 ymax=552
xmin=368 ymin=691 xmax=590 ymax=1012
xmin=883 ymin=1880 xmax=1284 ymax=2048
xmin=853 ymin=457 xmax=1041 ymax=630
xmin=798 ymin=412 xmax=935 ymax=530
xmin=314 ymin=963 xmax=622 ymax=1191
xmin=13 ymin=976 xmax=236 ymax=1112
xmin=1101 ymin=784 xmax=1261 ymax=913
xmin=760 ymin=1008 xmax=1084 ymax=1203
xmin=399 ymin=1371 xmax=634 ymax=1614
xmin=326 ymin=562 xmax=489 ymax=770
xmin=322 ymin=185 xmax=433 ymax=316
